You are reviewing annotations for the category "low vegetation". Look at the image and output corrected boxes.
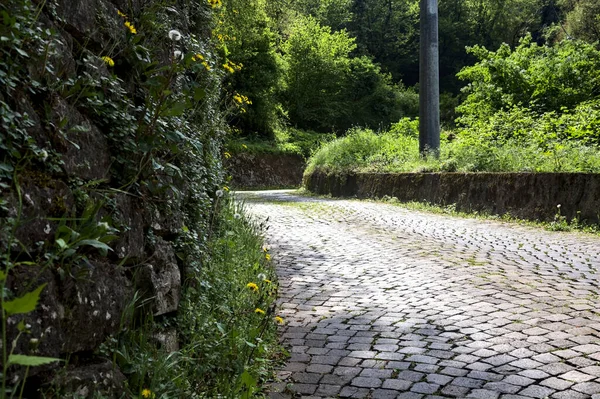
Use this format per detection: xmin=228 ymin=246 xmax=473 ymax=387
xmin=306 ymin=36 xmax=600 ymax=175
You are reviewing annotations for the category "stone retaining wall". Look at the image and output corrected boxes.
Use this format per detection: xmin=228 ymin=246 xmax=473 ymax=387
xmin=227 ymin=153 xmax=305 ymax=189
xmin=304 ymin=171 xmax=600 ymax=223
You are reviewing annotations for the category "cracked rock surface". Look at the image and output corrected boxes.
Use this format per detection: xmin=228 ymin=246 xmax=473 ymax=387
xmin=240 ymin=190 xmax=600 ymax=399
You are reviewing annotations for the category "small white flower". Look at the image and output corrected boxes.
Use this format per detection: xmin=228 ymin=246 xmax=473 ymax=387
xmin=40 ymin=150 xmax=48 ymax=161
xmin=557 ymin=204 xmax=561 ymax=208
xmin=173 ymin=50 xmax=184 ymax=60
xmin=168 ymin=29 xmax=182 ymax=41
xmin=215 ymin=189 xmax=224 ymax=197
xmin=233 ymin=213 xmax=241 ymax=219
xmin=257 ymin=273 xmax=266 ymax=280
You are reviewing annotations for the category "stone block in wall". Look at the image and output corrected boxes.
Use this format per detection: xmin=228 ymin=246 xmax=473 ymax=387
xmin=50 ymin=359 xmax=127 ymax=398
xmin=6 ymin=262 xmax=133 ymax=377
xmin=6 ymin=175 xmax=75 ymax=249
xmin=51 ymin=0 xmax=124 ymax=45
xmin=154 ymin=329 xmax=179 ymax=353
xmin=112 ymin=195 xmax=145 ymax=261
xmin=50 ymin=96 xmax=111 ymax=181
xmin=144 ymin=200 xmax=184 ymax=239
xmin=136 ymin=238 xmax=181 ymax=316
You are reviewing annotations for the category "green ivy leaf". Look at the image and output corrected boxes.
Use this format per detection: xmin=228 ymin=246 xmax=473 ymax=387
xmin=8 ymin=354 xmax=61 ymax=366
xmin=3 ymin=284 xmax=47 ymax=316
xmin=76 ymin=239 xmax=112 ymax=255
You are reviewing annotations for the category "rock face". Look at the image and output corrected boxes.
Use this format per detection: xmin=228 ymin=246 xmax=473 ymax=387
xmin=0 ymin=0 xmax=202 ymax=396
xmin=137 ymin=238 xmax=181 ymax=316
xmin=305 ymin=171 xmax=600 ymax=223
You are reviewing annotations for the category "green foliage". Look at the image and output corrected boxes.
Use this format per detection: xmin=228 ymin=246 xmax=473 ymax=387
xmin=457 ymin=36 xmax=600 ymax=120
xmin=560 ymin=0 xmax=600 ymax=42
xmin=305 ymin=121 xmax=600 ymax=176
xmin=216 ymin=0 xmax=284 ymax=138
xmin=281 ymin=16 xmax=417 ymax=132
xmin=176 ymin=195 xmax=282 ymax=397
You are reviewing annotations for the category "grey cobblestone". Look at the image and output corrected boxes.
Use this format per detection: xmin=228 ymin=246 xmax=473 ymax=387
xmin=242 ymin=191 xmax=600 ymax=399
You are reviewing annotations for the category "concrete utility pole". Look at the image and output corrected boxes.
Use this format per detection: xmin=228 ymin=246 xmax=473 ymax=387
xmin=419 ymin=0 xmax=440 ymax=156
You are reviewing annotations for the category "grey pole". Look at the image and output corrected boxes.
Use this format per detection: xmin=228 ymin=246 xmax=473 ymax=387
xmin=419 ymin=0 xmax=440 ymax=156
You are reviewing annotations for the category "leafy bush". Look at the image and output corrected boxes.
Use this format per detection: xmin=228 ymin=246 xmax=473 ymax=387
xmin=281 ymin=16 xmax=418 ymax=133
xmin=457 ymin=35 xmax=600 ymax=121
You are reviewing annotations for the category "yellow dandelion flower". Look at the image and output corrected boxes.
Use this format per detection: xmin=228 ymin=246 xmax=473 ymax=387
xmin=255 ymin=308 xmax=265 ymax=315
xmin=141 ymin=389 xmax=154 ymax=398
xmin=264 ymin=279 xmax=272 ymax=284
xmin=265 ymin=253 xmax=271 ymax=261
xmin=224 ymin=152 xmax=231 ymax=159
xmin=124 ymin=21 xmax=137 ymax=34
xmin=233 ymin=94 xmax=243 ymax=104
xmin=246 ymin=282 xmax=259 ymax=292
xmin=101 ymin=56 xmax=115 ymax=67
xmin=223 ymin=186 xmax=230 ymax=191
xmin=263 ymin=246 xmax=268 ymax=253
xmin=117 ymin=10 xmax=127 ymax=18
xmin=275 ymin=316 xmax=284 ymax=324
xmin=202 ymin=61 xmax=211 ymax=71
xmin=196 ymin=54 xmax=204 ymax=61
xmin=242 ymin=144 xmax=248 ymax=149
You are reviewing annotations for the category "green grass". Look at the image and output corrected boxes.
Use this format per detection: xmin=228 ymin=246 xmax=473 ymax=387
xmin=227 ymin=127 xmax=335 ymax=159
xmin=80 ymin=196 xmax=286 ymax=399
xmin=304 ymin=123 xmax=600 ymax=176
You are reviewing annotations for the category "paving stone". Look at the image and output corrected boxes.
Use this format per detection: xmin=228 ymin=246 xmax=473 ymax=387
xmin=315 ymin=384 xmax=342 ymax=396
xmin=426 ymin=374 xmax=453 ymax=385
xmin=351 ymin=377 xmax=382 ymax=388
xmin=517 ymin=385 xmax=556 ymax=398
xmin=560 ymin=370 xmax=596 ymax=383
xmin=452 ymin=377 xmax=485 ymax=388
xmin=483 ymin=381 xmax=521 ymax=394
xmin=441 ymin=385 xmax=471 ymax=397
xmin=467 ymin=389 xmax=501 ymax=399
xmin=410 ymin=382 xmax=440 ymax=394
xmin=540 ymin=377 xmax=574 ymax=390
xmin=371 ymin=389 xmax=401 ymax=399
xmin=244 ymin=191 xmax=600 ymax=399
xmin=571 ymin=381 xmax=600 ymax=395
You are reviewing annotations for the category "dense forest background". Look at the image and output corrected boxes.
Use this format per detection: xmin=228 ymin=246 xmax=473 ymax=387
xmin=222 ymin=0 xmax=600 ymax=138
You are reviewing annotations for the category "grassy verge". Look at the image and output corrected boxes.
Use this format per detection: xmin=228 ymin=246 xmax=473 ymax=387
xmin=90 ymin=195 xmax=286 ymax=398
xmin=227 ymin=127 xmax=335 ymax=159
xmin=305 ymin=120 xmax=600 ymax=175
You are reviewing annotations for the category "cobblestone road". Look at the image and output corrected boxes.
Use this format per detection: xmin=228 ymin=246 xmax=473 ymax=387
xmin=239 ymin=190 xmax=600 ymax=399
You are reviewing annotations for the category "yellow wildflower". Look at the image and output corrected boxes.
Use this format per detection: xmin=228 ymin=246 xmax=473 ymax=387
xmin=196 ymin=53 xmax=204 ymax=61
xmin=275 ymin=316 xmax=284 ymax=324
xmin=101 ymin=56 xmax=115 ymax=67
xmin=223 ymin=64 xmax=235 ymax=73
xmin=233 ymin=94 xmax=243 ymax=104
xmin=125 ymin=21 xmax=137 ymax=34
xmin=224 ymin=152 xmax=231 ymax=159
xmin=246 ymin=282 xmax=259 ymax=292
xmin=255 ymin=308 xmax=266 ymax=315
xmin=117 ymin=10 xmax=127 ymax=18
xmin=264 ymin=279 xmax=272 ymax=284
xmin=208 ymin=0 xmax=222 ymax=8
xmin=223 ymin=186 xmax=230 ymax=192
xmin=202 ymin=61 xmax=211 ymax=71
xmin=263 ymin=246 xmax=268 ymax=253
xmin=141 ymin=389 xmax=154 ymax=398
xmin=242 ymin=144 xmax=248 ymax=149
xmin=265 ymin=253 xmax=271 ymax=261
